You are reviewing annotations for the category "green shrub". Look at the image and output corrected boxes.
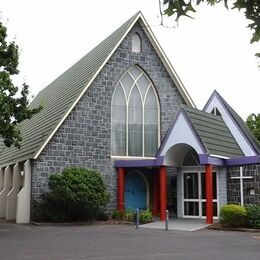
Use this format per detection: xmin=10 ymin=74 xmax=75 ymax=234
xmin=112 ymin=209 xmax=124 ymax=220
xmin=32 ymin=167 xmax=110 ymax=222
xmin=124 ymin=209 xmax=135 ymax=222
xmin=220 ymin=204 xmax=247 ymax=228
xmin=112 ymin=209 xmax=135 ymax=222
xmin=112 ymin=209 xmax=152 ymax=224
xmin=139 ymin=209 xmax=153 ymax=224
xmin=245 ymin=205 xmax=260 ymax=228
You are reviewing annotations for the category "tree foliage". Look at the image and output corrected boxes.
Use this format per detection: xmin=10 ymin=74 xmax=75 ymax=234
xmin=0 ymin=21 xmax=41 ymax=148
xmin=246 ymin=113 xmax=260 ymax=142
xmin=161 ymin=0 xmax=260 ymax=55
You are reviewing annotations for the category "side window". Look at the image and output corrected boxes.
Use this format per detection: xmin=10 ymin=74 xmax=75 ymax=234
xmin=132 ymin=33 xmax=141 ymax=53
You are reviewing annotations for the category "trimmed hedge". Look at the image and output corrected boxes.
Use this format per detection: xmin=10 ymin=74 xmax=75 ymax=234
xmin=220 ymin=204 xmax=247 ymax=228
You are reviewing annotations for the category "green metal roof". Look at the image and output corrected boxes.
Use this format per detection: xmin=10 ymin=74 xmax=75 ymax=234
xmin=0 ymin=11 xmax=194 ymax=167
xmin=0 ymin=12 xmax=140 ymax=166
xmin=183 ymin=105 xmax=244 ymax=158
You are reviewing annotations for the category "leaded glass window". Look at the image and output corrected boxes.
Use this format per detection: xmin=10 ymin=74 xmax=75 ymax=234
xmin=111 ymin=66 xmax=160 ymax=157
xmin=111 ymin=85 xmax=126 ymax=156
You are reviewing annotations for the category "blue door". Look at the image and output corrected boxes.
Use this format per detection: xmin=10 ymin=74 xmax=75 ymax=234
xmin=124 ymin=171 xmax=147 ymax=210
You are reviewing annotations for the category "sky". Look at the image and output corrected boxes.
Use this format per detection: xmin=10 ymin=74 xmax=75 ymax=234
xmin=0 ymin=0 xmax=259 ymax=120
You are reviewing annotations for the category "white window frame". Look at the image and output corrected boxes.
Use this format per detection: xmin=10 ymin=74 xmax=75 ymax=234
xmin=181 ymin=167 xmax=219 ymax=219
xmin=111 ymin=65 xmax=160 ymax=158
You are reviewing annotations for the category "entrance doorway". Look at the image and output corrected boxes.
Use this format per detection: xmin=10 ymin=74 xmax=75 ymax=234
xmin=124 ymin=171 xmax=148 ymax=210
xmin=182 ymin=171 xmax=218 ymax=218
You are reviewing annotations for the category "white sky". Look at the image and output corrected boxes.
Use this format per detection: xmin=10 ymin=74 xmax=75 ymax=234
xmin=1 ymin=0 xmax=259 ymax=119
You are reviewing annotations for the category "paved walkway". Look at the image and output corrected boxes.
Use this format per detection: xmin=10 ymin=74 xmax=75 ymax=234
xmin=140 ymin=218 xmax=210 ymax=231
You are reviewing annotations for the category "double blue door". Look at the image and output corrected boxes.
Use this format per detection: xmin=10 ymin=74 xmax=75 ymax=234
xmin=124 ymin=172 xmax=147 ymax=210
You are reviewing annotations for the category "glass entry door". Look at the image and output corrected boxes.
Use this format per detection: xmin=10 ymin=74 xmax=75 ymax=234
xmin=183 ymin=172 xmax=218 ymax=218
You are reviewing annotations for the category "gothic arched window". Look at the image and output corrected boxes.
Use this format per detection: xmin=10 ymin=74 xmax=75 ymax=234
xmin=111 ymin=66 xmax=160 ymax=157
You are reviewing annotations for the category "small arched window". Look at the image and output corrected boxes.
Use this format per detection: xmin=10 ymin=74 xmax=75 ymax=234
xmin=111 ymin=66 xmax=160 ymax=157
xmin=132 ymin=33 xmax=141 ymax=53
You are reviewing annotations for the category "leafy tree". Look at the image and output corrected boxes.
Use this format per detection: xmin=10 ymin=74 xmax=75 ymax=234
xmin=161 ymin=0 xmax=260 ymax=56
xmin=0 ymin=21 xmax=41 ymax=148
xmin=246 ymin=113 xmax=260 ymax=142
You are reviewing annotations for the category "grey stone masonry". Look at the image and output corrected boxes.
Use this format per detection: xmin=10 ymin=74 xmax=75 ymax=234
xmin=31 ymin=22 xmax=186 ymax=210
xmin=227 ymin=164 xmax=260 ymax=205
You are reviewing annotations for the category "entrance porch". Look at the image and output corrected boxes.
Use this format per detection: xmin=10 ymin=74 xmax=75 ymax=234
xmin=115 ymin=156 xmax=220 ymax=225
xmin=114 ymin=105 xmax=238 ymax=225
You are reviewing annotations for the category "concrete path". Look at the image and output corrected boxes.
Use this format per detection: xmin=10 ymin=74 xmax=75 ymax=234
xmin=140 ymin=218 xmax=210 ymax=231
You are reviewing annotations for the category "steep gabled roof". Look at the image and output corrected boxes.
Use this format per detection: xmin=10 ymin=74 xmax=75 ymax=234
xmin=183 ymin=106 xmax=244 ymax=158
xmin=204 ymin=90 xmax=260 ymax=155
xmin=0 ymin=11 xmax=194 ymax=167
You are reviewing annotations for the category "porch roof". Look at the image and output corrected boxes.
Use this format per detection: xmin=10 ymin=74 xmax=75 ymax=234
xmin=183 ymin=105 xmax=244 ymax=158
xmin=114 ymin=154 xmax=260 ymax=168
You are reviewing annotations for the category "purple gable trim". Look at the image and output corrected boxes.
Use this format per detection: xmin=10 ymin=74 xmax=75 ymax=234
xmin=156 ymin=156 xmax=164 ymax=165
xmin=114 ymin=154 xmax=260 ymax=168
xmin=226 ymin=155 xmax=260 ymax=166
xmin=199 ymin=154 xmax=225 ymax=166
xmin=156 ymin=107 xmax=207 ymax=158
xmin=181 ymin=109 xmax=208 ymax=154
xmin=114 ymin=156 xmax=165 ymax=168
xmin=202 ymin=90 xmax=216 ymax=112
xmin=115 ymin=159 xmax=155 ymax=168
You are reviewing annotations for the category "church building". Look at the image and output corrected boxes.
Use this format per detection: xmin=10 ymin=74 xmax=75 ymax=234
xmin=0 ymin=12 xmax=259 ymax=224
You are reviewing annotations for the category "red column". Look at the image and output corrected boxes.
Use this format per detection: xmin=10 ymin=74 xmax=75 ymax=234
xmin=117 ymin=168 xmax=125 ymax=212
xmin=153 ymin=171 xmax=160 ymax=215
xmin=159 ymin=166 xmax=167 ymax=221
xmin=205 ymin=164 xmax=213 ymax=224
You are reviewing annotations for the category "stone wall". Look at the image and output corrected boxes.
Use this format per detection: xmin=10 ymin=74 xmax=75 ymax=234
xmin=227 ymin=164 xmax=260 ymax=205
xmin=31 ymin=22 xmax=186 ymax=210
